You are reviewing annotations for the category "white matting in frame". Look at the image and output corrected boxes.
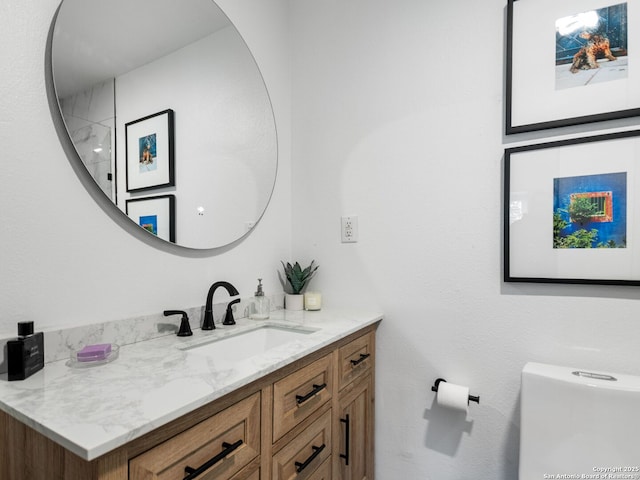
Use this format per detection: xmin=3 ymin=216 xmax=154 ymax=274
xmin=125 ymin=195 xmax=175 ymax=243
xmin=507 ymin=0 xmax=640 ymax=133
xmin=504 ymin=130 xmax=640 ymax=285
xmin=125 ymin=109 xmax=174 ymax=192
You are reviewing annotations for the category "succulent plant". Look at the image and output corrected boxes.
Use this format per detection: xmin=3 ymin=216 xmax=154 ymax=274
xmin=280 ymin=260 xmax=319 ymax=294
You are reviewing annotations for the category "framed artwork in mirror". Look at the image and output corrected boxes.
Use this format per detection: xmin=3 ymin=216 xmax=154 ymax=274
xmin=504 ymin=129 xmax=640 ymax=285
xmin=506 ymin=0 xmax=640 ymax=134
xmin=125 ymin=109 xmax=175 ymax=192
xmin=126 ymin=195 xmax=176 ymax=243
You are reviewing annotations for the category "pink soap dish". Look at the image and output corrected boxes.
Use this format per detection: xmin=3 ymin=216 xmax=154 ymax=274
xmin=67 ymin=344 xmax=119 ymax=368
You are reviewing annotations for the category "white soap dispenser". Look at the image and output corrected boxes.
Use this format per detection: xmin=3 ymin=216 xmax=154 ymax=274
xmin=249 ymin=278 xmax=271 ymax=320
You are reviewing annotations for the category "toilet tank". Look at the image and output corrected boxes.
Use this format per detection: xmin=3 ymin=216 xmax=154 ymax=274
xmin=519 ymin=362 xmax=640 ymax=480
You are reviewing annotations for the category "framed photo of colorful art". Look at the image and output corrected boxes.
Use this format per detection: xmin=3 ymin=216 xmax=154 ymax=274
xmin=125 ymin=109 xmax=175 ymax=192
xmin=125 ymin=195 xmax=175 ymax=243
xmin=504 ymin=130 xmax=640 ymax=285
xmin=506 ymin=0 xmax=640 ymax=134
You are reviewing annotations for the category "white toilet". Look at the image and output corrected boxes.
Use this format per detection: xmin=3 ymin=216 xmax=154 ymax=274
xmin=519 ymin=362 xmax=640 ymax=479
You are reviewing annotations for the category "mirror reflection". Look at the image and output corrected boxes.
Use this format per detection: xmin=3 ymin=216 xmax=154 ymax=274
xmin=52 ymin=0 xmax=277 ymax=249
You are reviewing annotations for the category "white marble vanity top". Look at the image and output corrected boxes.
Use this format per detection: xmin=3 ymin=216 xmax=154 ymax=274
xmin=0 ymin=308 xmax=382 ymax=461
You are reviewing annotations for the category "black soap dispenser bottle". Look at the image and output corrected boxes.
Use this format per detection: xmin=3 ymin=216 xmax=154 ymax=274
xmin=7 ymin=321 xmax=44 ymax=381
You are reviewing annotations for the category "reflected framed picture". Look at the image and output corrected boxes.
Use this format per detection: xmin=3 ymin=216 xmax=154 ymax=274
xmin=504 ymin=130 xmax=640 ymax=285
xmin=125 ymin=195 xmax=175 ymax=243
xmin=125 ymin=109 xmax=175 ymax=192
xmin=506 ymin=0 xmax=640 ymax=134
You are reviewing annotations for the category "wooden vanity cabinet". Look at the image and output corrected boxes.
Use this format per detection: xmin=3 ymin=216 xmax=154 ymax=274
xmin=333 ymin=332 xmax=375 ymax=480
xmin=306 ymin=458 xmax=332 ymax=480
xmin=232 ymin=466 xmax=261 ymax=480
xmin=0 ymin=323 xmax=378 ymax=480
xmin=270 ymin=353 xmax=334 ymax=480
xmin=272 ymin=353 xmax=333 ymax=443
xmin=336 ymin=332 xmax=373 ymax=391
xmin=335 ymin=375 xmax=373 ymax=480
xmin=272 ymin=409 xmax=332 ymax=480
xmin=129 ymin=391 xmax=261 ymax=480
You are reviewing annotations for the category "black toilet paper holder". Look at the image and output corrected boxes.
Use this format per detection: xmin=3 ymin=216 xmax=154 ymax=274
xmin=431 ymin=378 xmax=480 ymax=404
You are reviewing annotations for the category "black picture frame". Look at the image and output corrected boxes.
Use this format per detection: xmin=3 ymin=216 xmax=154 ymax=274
xmin=504 ymin=129 xmax=640 ymax=285
xmin=506 ymin=0 xmax=638 ymax=134
xmin=125 ymin=195 xmax=176 ymax=243
xmin=125 ymin=109 xmax=175 ymax=192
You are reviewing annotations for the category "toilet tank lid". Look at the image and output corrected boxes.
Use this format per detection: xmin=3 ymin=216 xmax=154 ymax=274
xmin=523 ymin=362 xmax=640 ymax=391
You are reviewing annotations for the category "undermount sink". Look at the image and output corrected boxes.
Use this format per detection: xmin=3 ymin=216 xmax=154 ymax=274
xmin=180 ymin=325 xmax=318 ymax=364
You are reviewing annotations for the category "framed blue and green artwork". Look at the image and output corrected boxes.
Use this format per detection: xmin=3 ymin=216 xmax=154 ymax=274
xmin=125 ymin=109 xmax=175 ymax=192
xmin=504 ymin=129 xmax=640 ymax=285
xmin=125 ymin=195 xmax=175 ymax=243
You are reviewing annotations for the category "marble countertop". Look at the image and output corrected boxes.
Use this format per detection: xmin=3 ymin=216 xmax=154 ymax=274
xmin=0 ymin=309 xmax=382 ymax=461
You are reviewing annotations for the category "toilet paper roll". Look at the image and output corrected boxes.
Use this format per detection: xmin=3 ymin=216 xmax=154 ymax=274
xmin=436 ymin=382 xmax=469 ymax=413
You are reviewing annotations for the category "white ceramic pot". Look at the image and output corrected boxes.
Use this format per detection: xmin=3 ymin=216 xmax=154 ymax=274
xmin=285 ymin=293 xmax=304 ymax=311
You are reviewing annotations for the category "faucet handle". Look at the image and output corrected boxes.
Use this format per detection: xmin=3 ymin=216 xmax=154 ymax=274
xmin=223 ymin=299 xmax=241 ymax=325
xmin=163 ymin=310 xmax=193 ymax=337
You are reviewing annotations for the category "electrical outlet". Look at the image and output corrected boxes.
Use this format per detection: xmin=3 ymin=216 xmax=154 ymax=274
xmin=341 ymin=216 xmax=358 ymax=243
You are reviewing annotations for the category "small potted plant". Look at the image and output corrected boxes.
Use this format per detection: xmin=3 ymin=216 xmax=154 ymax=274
xmin=280 ymin=260 xmax=319 ymax=311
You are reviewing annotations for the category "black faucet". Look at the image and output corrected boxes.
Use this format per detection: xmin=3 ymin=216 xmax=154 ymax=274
xmin=203 ymin=281 xmax=240 ymax=330
xmin=223 ymin=298 xmax=241 ymax=325
xmin=163 ymin=310 xmax=193 ymax=337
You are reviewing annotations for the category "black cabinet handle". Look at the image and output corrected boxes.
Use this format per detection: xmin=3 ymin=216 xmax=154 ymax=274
xmin=183 ymin=439 xmax=243 ymax=479
xmin=296 ymin=383 xmax=327 ymax=405
xmin=294 ymin=444 xmax=325 ymax=473
xmin=340 ymin=414 xmax=350 ymax=465
xmin=350 ymin=353 xmax=370 ymax=367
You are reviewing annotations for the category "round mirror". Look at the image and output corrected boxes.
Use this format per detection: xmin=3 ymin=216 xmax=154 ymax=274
xmin=51 ymin=0 xmax=277 ymax=249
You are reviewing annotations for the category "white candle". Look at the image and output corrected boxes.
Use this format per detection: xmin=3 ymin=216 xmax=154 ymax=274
xmin=304 ymin=291 xmax=322 ymax=311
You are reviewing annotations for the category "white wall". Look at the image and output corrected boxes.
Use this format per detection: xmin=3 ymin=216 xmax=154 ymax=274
xmin=4 ymin=0 xmax=640 ymax=478
xmin=0 ymin=0 xmax=291 ymax=335
xmin=290 ymin=0 xmax=640 ymax=478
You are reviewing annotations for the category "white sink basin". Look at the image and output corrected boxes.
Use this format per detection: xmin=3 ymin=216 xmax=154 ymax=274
xmin=180 ymin=325 xmax=318 ymax=364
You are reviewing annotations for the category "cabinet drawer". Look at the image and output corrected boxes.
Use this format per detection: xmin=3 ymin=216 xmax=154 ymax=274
xmin=130 ymin=392 xmax=260 ymax=480
xmin=236 ymin=471 xmax=259 ymax=480
xmin=338 ymin=333 xmax=374 ymax=390
xmin=239 ymin=470 xmax=259 ymax=480
xmin=230 ymin=464 xmax=260 ymax=480
xmin=307 ymin=457 xmax=332 ymax=480
xmin=272 ymin=409 xmax=332 ymax=480
xmin=273 ymin=353 xmax=333 ymax=442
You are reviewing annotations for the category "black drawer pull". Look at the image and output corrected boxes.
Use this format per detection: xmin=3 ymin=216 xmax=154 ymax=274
xmin=340 ymin=414 xmax=350 ymax=465
xmin=294 ymin=444 xmax=325 ymax=473
xmin=183 ymin=439 xmax=243 ymax=479
xmin=296 ymin=383 xmax=327 ymax=405
xmin=350 ymin=353 xmax=370 ymax=367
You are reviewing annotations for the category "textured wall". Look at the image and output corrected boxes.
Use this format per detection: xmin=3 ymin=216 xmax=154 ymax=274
xmin=289 ymin=0 xmax=640 ymax=478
